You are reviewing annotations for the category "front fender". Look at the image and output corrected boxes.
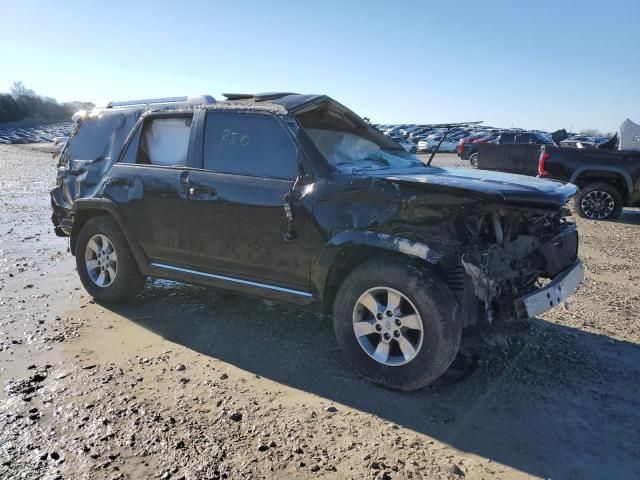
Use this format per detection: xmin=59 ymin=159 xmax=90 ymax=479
xmin=311 ymin=229 xmax=443 ymax=302
xmin=324 ymin=230 xmax=442 ymax=263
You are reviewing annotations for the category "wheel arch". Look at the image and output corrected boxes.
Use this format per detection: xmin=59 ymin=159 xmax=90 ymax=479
xmin=315 ymin=230 xmax=442 ymax=313
xmin=71 ymin=199 xmax=148 ymax=270
xmin=570 ymin=168 xmax=632 ymax=199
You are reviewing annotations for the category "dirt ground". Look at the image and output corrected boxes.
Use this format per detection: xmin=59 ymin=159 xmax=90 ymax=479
xmin=1 ymin=144 xmax=639 ymax=480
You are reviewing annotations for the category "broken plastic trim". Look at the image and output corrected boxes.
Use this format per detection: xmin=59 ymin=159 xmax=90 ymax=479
xmin=514 ymin=261 xmax=583 ymax=318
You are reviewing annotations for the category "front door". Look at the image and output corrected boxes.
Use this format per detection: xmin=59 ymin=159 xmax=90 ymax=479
xmin=186 ymin=111 xmax=312 ymax=290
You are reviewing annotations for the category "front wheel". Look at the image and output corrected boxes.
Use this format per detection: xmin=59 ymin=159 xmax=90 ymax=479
xmin=333 ymin=258 xmax=461 ymax=390
xmin=75 ymin=216 xmax=146 ymax=303
xmin=574 ymin=183 xmax=623 ymax=220
xmin=410 ymin=146 xmax=417 ymax=154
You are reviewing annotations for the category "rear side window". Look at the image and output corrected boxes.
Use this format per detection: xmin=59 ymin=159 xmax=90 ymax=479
xmin=515 ymin=134 xmax=532 ymax=144
xmin=204 ymin=112 xmax=297 ymax=180
xmin=138 ymin=116 xmax=192 ymax=166
xmin=63 ymin=111 xmax=139 ymax=168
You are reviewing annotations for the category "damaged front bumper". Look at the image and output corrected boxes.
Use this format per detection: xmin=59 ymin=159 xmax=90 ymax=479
xmin=514 ymin=260 xmax=583 ymax=319
xmin=50 ymin=187 xmax=73 ymax=237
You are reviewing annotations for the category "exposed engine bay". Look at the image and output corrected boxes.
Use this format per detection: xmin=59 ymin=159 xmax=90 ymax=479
xmin=447 ymin=206 xmax=579 ymax=330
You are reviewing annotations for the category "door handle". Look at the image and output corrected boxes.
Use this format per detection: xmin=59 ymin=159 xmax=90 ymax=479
xmin=188 ymin=185 xmax=217 ymax=200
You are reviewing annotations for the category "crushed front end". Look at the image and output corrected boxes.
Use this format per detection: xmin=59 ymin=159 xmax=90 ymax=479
xmin=451 ymin=204 xmax=582 ymax=331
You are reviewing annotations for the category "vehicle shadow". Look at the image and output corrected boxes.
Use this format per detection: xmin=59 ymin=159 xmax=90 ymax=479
xmin=107 ymin=280 xmax=640 ymax=480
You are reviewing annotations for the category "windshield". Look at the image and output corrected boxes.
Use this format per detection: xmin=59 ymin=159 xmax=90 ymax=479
xmin=306 ymin=128 xmax=423 ymax=172
xmin=535 ymin=133 xmax=553 ymax=144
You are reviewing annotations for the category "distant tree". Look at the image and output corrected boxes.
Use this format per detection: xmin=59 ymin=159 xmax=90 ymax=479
xmin=0 ymin=94 xmax=26 ymax=122
xmin=1 ymin=81 xmax=89 ymax=123
xmin=62 ymin=101 xmax=96 ymax=113
xmin=10 ymin=81 xmax=36 ymax=98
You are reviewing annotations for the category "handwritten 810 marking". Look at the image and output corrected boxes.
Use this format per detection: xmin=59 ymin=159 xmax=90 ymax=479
xmin=220 ymin=129 xmax=251 ymax=148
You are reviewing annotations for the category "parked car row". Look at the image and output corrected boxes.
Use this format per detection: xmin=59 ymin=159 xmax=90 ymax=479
xmin=374 ymin=120 xmax=638 ymax=222
xmin=373 ymin=122 xmax=610 ymax=159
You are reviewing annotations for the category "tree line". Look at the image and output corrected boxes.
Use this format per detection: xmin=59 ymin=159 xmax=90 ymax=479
xmin=0 ymin=82 xmax=94 ymax=124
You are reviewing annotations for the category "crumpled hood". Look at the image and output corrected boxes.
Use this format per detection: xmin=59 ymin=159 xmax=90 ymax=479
xmin=362 ymin=166 xmax=577 ymax=208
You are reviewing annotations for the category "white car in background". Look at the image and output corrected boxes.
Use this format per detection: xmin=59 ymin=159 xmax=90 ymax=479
xmin=390 ymin=136 xmax=418 ymax=154
xmin=418 ymin=135 xmax=458 ymax=152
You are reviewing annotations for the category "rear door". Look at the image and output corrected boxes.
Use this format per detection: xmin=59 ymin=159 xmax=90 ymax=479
xmin=185 ymin=110 xmax=312 ymax=290
xmin=106 ymin=113 xmax=194 ymax=265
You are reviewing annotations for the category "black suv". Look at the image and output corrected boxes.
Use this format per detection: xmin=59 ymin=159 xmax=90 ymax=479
xmin=51 ymin=93 xmax=583 ymax=390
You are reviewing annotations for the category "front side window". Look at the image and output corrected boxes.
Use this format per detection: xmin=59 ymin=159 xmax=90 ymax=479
xmin=137 ymin=116 xmax=192 ymax=166
xmin=203 ymin=112 xmax=298 ymax=180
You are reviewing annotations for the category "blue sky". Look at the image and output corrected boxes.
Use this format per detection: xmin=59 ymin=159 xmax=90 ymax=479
xmin=1 ymin=0 xmax=638 ymax=132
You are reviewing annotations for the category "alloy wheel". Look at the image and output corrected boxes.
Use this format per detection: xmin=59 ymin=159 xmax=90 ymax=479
xmin=84 ymin=234 xmax=118 ymax=287
xmin=581 ymin=190 xmax=615 ymax=219
xmin=352 ymin=287 xmax=424 ymax=366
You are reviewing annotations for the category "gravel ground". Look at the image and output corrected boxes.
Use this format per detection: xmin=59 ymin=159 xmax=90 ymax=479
xmin=1 ymin=145 xmax=639 ymax=480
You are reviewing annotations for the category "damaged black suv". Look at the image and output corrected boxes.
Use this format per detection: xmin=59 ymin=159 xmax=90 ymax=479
xmin=51 ymin=93 xmax=583 ymax=390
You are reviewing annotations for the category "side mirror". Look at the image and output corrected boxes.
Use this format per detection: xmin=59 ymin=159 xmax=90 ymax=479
xmin=282 ymin=169 xmax=306 ymax=242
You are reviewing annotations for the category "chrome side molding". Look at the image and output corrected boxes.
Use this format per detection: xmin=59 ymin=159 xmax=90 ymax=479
xmin=150 ymin=262 xmax=313 ymax=297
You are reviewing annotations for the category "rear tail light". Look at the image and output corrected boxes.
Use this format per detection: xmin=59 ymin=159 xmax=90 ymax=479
xmin=539 ymin=152 xmax=550 ymax=176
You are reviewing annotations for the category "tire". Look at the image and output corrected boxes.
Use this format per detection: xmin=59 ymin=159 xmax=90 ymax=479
xmin=75 ymin=216 xmax=146 ymax=303
xmin=574 ymin=182 xmax=623 ymax=220
xmin=410 ymin=147 xmax=417 ymax=154
xmin=469 ymin=152 xmax=479 ymax=168
xmin=332 ymin=258 xmax=461 ymax=391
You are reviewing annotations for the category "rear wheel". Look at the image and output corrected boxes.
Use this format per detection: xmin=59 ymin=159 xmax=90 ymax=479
xmin=75 ymin=216 xmax=145 ymax=302
xmin=332 ymin=258 xmax=461 ymax=390
xmin=469 ymin=152 xmax=479 ymax=168
xmin=575 ymin=183 xmax=623 ymax=220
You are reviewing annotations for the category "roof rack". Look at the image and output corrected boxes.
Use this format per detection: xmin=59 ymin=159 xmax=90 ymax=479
xmin=222 ymin=93 xmax=254 ymax=101
xmin=222 ymin=92 xmax=299 ymax=102
xmin=254 ymin=92 xmax=299 ymax=102
xmin=106 ymin=96 xmax=189 ymax=108
xmin=106 ymin=95 xmax=215 ymax=108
